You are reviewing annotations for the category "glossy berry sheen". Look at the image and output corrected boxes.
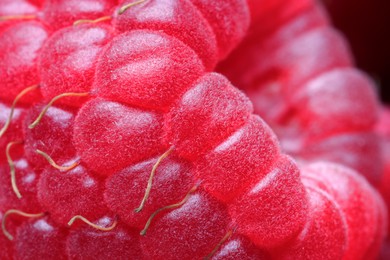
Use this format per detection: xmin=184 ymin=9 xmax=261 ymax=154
xmin=73 ymin=98 xmax=165 ymax=175
xmin=140 ymin=189 xmax=230 ymax=260
xmin=37 ymin=165 xmax=109 ymax=226
xmin=92 ymin=29 xmax=205 ymax=111
xmin=104 ymin=156 xmax=194 ymax=230
xmin=229 ymin=155 xmax=308 ymax=249
xmin=275 ymin=186 xmax=347 ymax=260
xmin=38 ymin=24 xmax=114 ymax=107
xmin=166 ymin=73 xmax=253 ymax=160
xmin=14 ymin=217 xmax=68 ymax=260
xmin=66 ymin=221 xmax=144 ymax=260
xmin=114 ymin=0 xmax=218 ymax=70
xmin=0 ymin=21 xmax=48 ymax=104
xmin=195 ymin=115 xmax=280 ymax=202
xmin=23 ymin=104 xmax=78 ymax=171
xmin=40 ymin=0 xmax=116 ymax=31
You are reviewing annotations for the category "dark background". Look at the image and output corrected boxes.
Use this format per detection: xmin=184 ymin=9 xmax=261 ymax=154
xmin=323 ymin=0 xmax=390 ymax=104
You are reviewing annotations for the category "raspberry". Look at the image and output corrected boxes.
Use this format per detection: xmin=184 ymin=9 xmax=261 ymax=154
xmin=0 ymin=21 xmax=47 ymax=104
xmin=219 ymin=0 xmax=382 ymax=185
xmin=0 ymin=0 xmax=386 ymax=259
xmin=93 ymin=29 xmax=205 ymax=110
xmin=301 ymin=163 xmax=387 ymax=259
xmin=276 ymin=185 xmax=348 ymax=260
xmin=66 ymin=222 xmax=144 ymax=259
xmin=140 ymin=188 xmax=230 ymax=259
xmin=40 ymin=0 xmax=116 ymax=31
xmin=37 ymin=165 xmax=109 ymax=226
xmin=73 ymin=98 xmax=166 ymax=174
xmin=104 ymin=156 xmax=194 ymax=230
xmin=38 ymin=23 xmax=114 ymax=107
xmin=229 ymin=155 xmax=308 ymax=248
xmin=376 ymin=107 xmax=390 ymax=259
xmin=23 ymin=104 xmax=78 ymax=171
xmin=14 ymin=217 xmax=68 ymax=260
xmin=114 ymin=0 xmax=218 ymax=70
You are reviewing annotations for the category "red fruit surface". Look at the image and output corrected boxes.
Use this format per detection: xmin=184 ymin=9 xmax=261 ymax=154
xmin=0 ymin=0 xmax=39 ymax=16
xmin=301 ymin=163 xmax=387 ymax=259
xmin=23 ymin=104 xmax=78 ymax=171
xmin=37 ymin=165 xmax=109 ymax=226
xmin=195 ymin=115 xmax=280 ymax=202
xmin=0 ymin=102 xmax=25 ymax=163
xmin=211 ymin=234 xmax=269 ymax=259
xmin=0 ymin=161 xmax=41 ymax=212
xmin=140 ymin=189 xmax=230 ymax=259
xmin=187 ymin=0 xmax=250 ymax=60
xmin=14 ymin=217 xmax=68 ymax=260
xmin=73 ymin=98 xmax=165 ymax=174
xmin=40 ymin=0 xmax=116 ymax=31
xmin=275 ymin=186 xmax=347 ymax=260
xmin=66 ymin=221 xmax=144 ymax=259
xmin=218 ymin=0 xmax=382 ymax=185
xmin=0 ymin=213 xmax=14 ymax=259
xmin=297 ymin=132 xmax=382 ymax=185
xmin=93 ymin=29 xmax=205 ymax=110
xmin=38 ymin=24 xmax=113 ymax=106
xmin=114 ymin=0 xmax=217 ymax=70
xmin=166 ymin=73 xmax=253 ymax=160
xmin=1 ymin=0 xmax=384 ymax=259
xmin=291 ymin=68 xmax=378 ymax=141
xmin=104 ymin=156 xmax=194 ymax=229
xmin=376 ymin=107 xmax=390 ymax=259
xmin=0 ymin=21 xmax=48 ymax=104
xmin=229 ymin=155 xmax=308 ymax=248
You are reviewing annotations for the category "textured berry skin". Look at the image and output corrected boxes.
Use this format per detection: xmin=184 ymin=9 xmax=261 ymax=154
xmin=0 ymin=21 xmax=47 ymax=104
xmin=0 ymin=0 xmax=385 ymax=259
xmin=195 ymin=115 xmax=280 ymax=202
xmin=38 ymin=24 xmax=114 ymax=106
xmin=73 ymin=98 xmax=166 ymax=175
xmin=93 ymin=30 xmax=205 ymax=111
xmin=40 ymin=0 xmax=116 ymax=31
xmin=0 ymin=161 xmax=41 ymax=213
xmin=219 ymin=0 xmax=382 ymax=185
xmin=37 ymin=166 xmax=109 ymax=226
xmin=0 ymin=102 xmax=25 ymax=163
xmin=301 ymin=163 xmax=387 ymax=260
xmin=0 ymin=213 xmax=14 ymax=259
xmin=166 ymin=73 xmax=253 ymax=160
xmin=275 ymin=185 xmax=348 ymax=260
xmin=211 ymin=234 xmax=269 ymax=259
xmin=229 ymin=155 xmax=308 ymax=248
xmin=376 ymin=107 xmax=390 ymax=259
xmin=104 ymin=156 xmax=194 ymax=229
xmin=114 ymin=0 xmax=218 ymax=70
xmin=14 ymin=217 xmax=68 ymax=260
xmin=23 ymin=104 xmax=78 ymax=171
xmin=140 ymin=189 xmax=230 ymax=260
xmin=66 ymin=222 xmax=144 ymax=260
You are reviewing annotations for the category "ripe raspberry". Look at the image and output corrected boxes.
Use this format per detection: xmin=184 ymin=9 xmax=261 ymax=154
xmin=219 ymin=0 xmax=382 ymax=185
xmin=0 ymin=0 xmax=385 ymax=259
